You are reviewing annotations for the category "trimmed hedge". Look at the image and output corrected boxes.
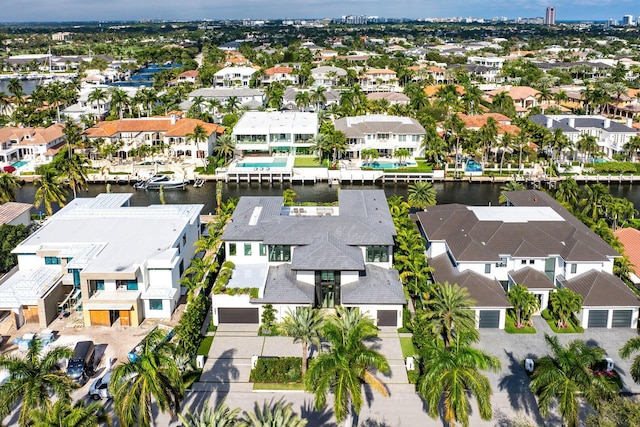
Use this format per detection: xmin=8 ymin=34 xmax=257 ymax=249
xmin=250 ymin=357 xmax=303 ymax=383
xmin=590 ymin=162 xmax=637 ymax=174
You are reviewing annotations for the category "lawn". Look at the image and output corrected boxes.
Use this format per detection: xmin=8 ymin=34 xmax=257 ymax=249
xmin=197 ymin=336 xmax=213 ymax=356
xmin=541 ymin=310 xmax=584 ymax=333
xmin=400 ymin=336 xmax=418 ymax=358
xmin=294 ymin=157 xmax=323 ymax=167
xmin=253 ymin=382 xmax=306 ymax=391
xmin=504 ymin=312 xmax=537 ymax=334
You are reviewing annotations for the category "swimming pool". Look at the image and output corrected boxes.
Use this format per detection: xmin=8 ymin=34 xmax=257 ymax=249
xmin=366 ymin=161 xmax=417 ymax=170
xmin=237 ymin=159 xmax=288 ymax=168
xmin=12 ymin=160 xmax=28 ymax=168
xmin=465 ymin=160 xmax=483 ymax=172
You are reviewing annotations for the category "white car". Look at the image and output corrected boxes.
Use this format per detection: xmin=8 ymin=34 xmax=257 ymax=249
xmin=88 ymin=372 xmax=111 ymax=400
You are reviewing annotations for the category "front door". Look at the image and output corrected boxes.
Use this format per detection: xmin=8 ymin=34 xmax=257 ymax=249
xmin=119 ymin=310 xmax=130 ymax=326
xmin=315 ymin=270 xmax=340 ymax=308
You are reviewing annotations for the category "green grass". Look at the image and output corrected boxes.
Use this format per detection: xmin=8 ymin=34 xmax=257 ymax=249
xmin=504 ymin=312 xmax=537 ymax=334
xmin=400 ymin=336 xmax=418 ymax=358
xmin=108 ymin=171 xmax=130 ymax=175
xmin=252 ymin=383 xmax=305 ymax=391
xmin=293 ymin=157 xmax=322 ymax=167
xmin=197 ymin=336 xmax=213 ymax=356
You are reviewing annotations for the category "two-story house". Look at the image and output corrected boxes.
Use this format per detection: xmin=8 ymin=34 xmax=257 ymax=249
xmin=214 ymin=189 xmax=406 ymax=326
xmin=2 ymin=194 xmax=203 ymax=328
xmin=262 ymin=66 xmax=298 ymax=86
xmin=214 ymin=66 xmax=258 ymax=87
xmin=310 ymin=66 xmax=347 ymax=89
xmin=414 ymin=190 xmax=639 ymax=329
xmin=0 ymin=124 xmax=66 ymax=167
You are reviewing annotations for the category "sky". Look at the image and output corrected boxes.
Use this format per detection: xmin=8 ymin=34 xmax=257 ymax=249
xmin=1 ymin=0 xmax=639 ymax=23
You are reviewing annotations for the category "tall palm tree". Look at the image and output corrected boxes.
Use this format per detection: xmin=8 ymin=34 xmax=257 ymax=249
xmin=187 ymin=124 xmax=210 ymax=161
xmin=294 ymin=91 xmax=310 ymax=111
xmin=479 ymin=116 xmax=498 ymax=166
xmin=417 ymin=338 xmax=500 ymax=427
xmin=548 ymin=288 xmax=583 ymax=328
xmin=88 ymin=87 xmax=108 ymax=118
xmin=624 ymin=135 xmax=640 ymax=162
xmin=581 ymin=183 xmax=611 ymax=222
xmin=0 ymin=338 xmax=76 ymax=427
xmin=214 ymin=133 xmax=236 ymax=164
xmin=619 ymin=337 xmax=640 ymax=383
xmin=29 ymin=398 xmax=111 ymax=427
xmin=34 ymin=168 xmax=68 ymax=215
xmin=109 ymin=328 xmax=185 ymax=427
xmin=407 ymin=181 xmax=437 ymax=209
xmin=179 ymin=399 xmax=240 ymax=427
xmin=0 ymin=172 xmax=21 ymax=203
xmin=530 ymin=334 xmax=619 ymax=427
xmin=360 ymin=148 xmax=379 ymax=166
xmin=305 ymin=307 xmax=389 ymax=423
xmin=239 ymin=399 xmax=306 ymax=427
xmin=555 ymin=177 xmax=580 ymax=209
xmin=310 ymin=86 xmax=327 ymax=111
xmin=309 ymin=133 xmax=329 ymax=164
xmin=421 ymin=282 xmax=478 ymax=348
xmin=109 ymin=87 xmax=130 ymax=120
xmin=7 ymin=78 xmax=24 ymax=100
xmin=326 ymin=129 xmax=347 ymax=166
xmin=506 ymin=284 xmax=540 ymax=327
xmin=281 ymin=307 xmax=324 ymax=376
xmin=577 ymin=133 xmax=598 ymax=163
xmin=443 ymin=114 xmax=466 ymax=177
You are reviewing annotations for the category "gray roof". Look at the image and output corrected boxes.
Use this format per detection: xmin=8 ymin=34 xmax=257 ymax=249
xmin=508 ymin=267 xmax=555 ymax=289
xmin=430 ymin=254 xmax=511 ymax=308
xmin=291 ymin=233 xmax=365 ymax=271
xmin=557 ymin=117 xmax=636 ymax=133
xmin=341 ymin=265 xmax=406 ymax=305
xmin=417 ymin=191 xmax=618 ymax=263
xmin=188 ymin=88 xmax=265 ymax=99
xmin=560 ymin=270 xmax=640 ymax=307
xmin=257 ymin=264 xmax=315 ymax=304
xmin=335 ymin=115 xmax=425 ymax=138
xmin=530 ymin=114 xmax=579 ymax=132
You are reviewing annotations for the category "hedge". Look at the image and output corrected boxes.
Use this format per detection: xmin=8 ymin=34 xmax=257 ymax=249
xmin=250 ymin=357 xmax=303 ymax=384
xmin=589 ymin=162 xmax=637 ymax=174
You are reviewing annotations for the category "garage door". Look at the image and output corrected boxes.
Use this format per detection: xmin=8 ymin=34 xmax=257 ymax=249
xmin=612 ymin=310 xmax=632 ymax=328
xmin=377 ymin=310 xmax=398 ymax=327
xmin=90 ymin=310 xmax=112 ymax=327
xmin=218 ymin=308 xmax=259 ymax=324
xmin=588 ymin=310 xmax=609 ymax=328
xmin=478 ymin=310 xmax=500 ymax=328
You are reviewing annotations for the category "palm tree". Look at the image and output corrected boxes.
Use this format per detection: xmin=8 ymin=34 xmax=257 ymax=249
xmin=407 ymin=181 xmax=437 ymax=209
xmin=577 ymin=133 xmax=599 ymax=163
xmin=619 ymin=337 xmax=640 ymax=384
xmin=498 ymin=181 xmax=525 ymax=204
xmin=7 ymin=78 xmax=24 ymax=99
xmin=421 ymin=122 xmax=448 ymax=165
xmin=178 ymin=399 xmax=240 ymax=427
xmin=506 ymin=284 xmax=540 ymax=327
xmin=109 ymin=328 xmax=185 ymax=427
xmin=88 ymin=87 xmax=108 ymax=118
xmin=294 ymin=91 xmax=310 ymax=111
xmin=109 ymin=87 xmax=130 ymax=120
xmin=479 ymin=116 xmax=498 ymax=166
xmin=34 ymin=168 xmax=68 ymax=215
xmin=239 ymin=399 xmax=306 ymax=427
xmin=305 ymin=307 xmax=390 ymax=423
xmin=581 ymin=183 xmax=611 ymax=222
xmin=225 ymin=96 xmax=240 ymax=114
xmin=421 ymin=282 xmax=478 ymax=348
xmin=530 ymin=334 xmax=619 ymax=427
xmin=187 ymin=124 xmax=210 ymax=161
xmin=281 ymin=307 xmax=324 ymax=376
xmin=443 ymin=114 xmax=466 ymax=177
xmin=0 ymin=338 xmax=76 ymax=427
xmin=555 ymin=177 xmax=580 ymax=209
xmin=417 ymin=338 xmax=500 ymax=427
xmin=548 ymin=288 xmax=583 ymax=328
xmin=309 ymin=133 xmax=329 ymax=164
xmin=624 ymin=135 xmax=640 ymax=162
xmin=214 ymin=134 xmax=236 ymax=164
xmin=394 ymin=251 xmax=433 ymax=299
xmin=0 ymin=172 xmax=21 ymax=203
xmin=58 ymin=148 xmax=89 ymax=200
xmin=310 ymin=86 xmax=327 ymax=111
xmin=360 ymin=147 xmax=379 ymax=166
xmin=393 ymin=148 xmax=411 ymax=166
xmin=326 ymin=129 xmax=347 ymax=166
xmin=29 ymin=398 xmax=111 ymax=427
xmin=491 ymin=92 xmax=516 ymax=117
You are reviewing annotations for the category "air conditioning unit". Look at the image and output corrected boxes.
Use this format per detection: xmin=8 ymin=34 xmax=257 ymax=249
xmin=196 ymin=355 xmax=205 ymax=369
xmin=605 ymin=357 xmax=614 ymax=372
xmin=525 ymin=358 xmax=534 ymax=372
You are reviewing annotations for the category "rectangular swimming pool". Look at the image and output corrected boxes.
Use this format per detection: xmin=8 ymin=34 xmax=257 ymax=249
xmin=366 ymin=161 xmax=418 ymax=170
xmin=237 ymin=159 xmax=288 ymax=168
xmin=12 ymin=160 xmax=28 ymax=168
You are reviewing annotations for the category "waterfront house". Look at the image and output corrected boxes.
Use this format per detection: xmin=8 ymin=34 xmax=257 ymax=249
xmin=0 ymin=123 xmax=66 ymax=167
xmin=183 ymin=87 xmax=266 ymax=112
xmin=310 ymin=66 xmax=347 ymax=89
xmin=213 ymin=66 xmax=258 ymax=87
xmin=214 ymin=189 xmax=406 ymax=327
xmin=2 ymin=194 xmax=203 ymax=328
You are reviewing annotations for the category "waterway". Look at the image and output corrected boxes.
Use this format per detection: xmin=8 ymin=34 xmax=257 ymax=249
xmin=0 ymin=79 xmax=40 ymax=95
xmin=13 ymin=181 xmax=640 ymax=217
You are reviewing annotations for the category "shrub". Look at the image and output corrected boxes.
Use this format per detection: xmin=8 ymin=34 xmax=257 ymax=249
xmin=222 ymin=260 xmax=235 ymax=269
xmin=175 ymin=293 xmax=209 ymax=356
xmin=250 ymin=357 xmax=303 ymax=383
xmin=590 ymin=162 xmax=636 ymax=174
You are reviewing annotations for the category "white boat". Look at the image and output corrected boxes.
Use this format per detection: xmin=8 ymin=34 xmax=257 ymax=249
xmin=193 ymin=178 xmax=205 ymax=188
xmin=134 ymin=174 xmax=186 ymax=190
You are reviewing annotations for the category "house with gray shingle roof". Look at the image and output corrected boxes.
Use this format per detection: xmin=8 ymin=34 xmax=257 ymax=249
xmin=414 ymin=190 xmax=639 ymax=329
xmin=213 ymin=189 xmax=406 ymax=327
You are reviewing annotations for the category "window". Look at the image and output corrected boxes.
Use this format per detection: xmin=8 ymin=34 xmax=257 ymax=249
xmin=182 ymin=233 xmax=187 ymax=246
xmin=529 ymin=259 xmax=535 ymax=264
xmin=179 ymin=260 xmax=184 ymax=276
xmin=244 ymin=243 xmax=252 ymax=256
xmin=485 ymin=264 xmax=492 ymax=274
xmin=366 ymin=246 xmax=389 ymax=262
xmin=117 ymin=279 xmax=138 ymax=291
xmin=496 ymin=257 xmax=507 ymax=268
xmin=149 ymin=299 xmax=163 ymax=310
xmin=45 ymin=256 xmax=61 ymax=265
xmin=259 ymin=244 xmax=267 ymax=256
xmin=229 ymin=243 xmax=236 ymax=256
xmin=521 ymin=260 xmax=527 ymax=265
xmin=398 ymin=135 xmax=407 ymax=142
xmin=269 ymin=245 xmax=291 ymax=262
xmin=571 ymin=263 xmax=577 ymax=274
xmin=90 ymin=280 xmax=104 ymax=291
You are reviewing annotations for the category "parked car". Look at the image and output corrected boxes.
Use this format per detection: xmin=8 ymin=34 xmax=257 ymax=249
xmin=88 ymin=372 xmax=112 ymax=400
xmin=66 ymin=341 xmax=95 ymax=385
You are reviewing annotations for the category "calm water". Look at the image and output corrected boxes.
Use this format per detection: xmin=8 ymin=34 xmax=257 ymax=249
xmin=15 ymin=181 xmax=640 ymax=216
xmin=0 ymin=79 xmax=39 ymax=95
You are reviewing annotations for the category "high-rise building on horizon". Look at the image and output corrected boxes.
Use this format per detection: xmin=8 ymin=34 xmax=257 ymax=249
xmin=623 ymin=15 xmax=635 ymax=26
xmin=545 ymin=7 xmax=556 ymax=25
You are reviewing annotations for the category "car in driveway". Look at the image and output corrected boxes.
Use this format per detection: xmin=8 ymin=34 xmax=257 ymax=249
xmin=88 ymin=372 xmax=112 ymax=400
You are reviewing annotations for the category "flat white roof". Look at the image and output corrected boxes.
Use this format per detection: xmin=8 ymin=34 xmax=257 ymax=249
xmin=227 ymin=263 xmax=269 ymax=289
xmin=233 ymin=112 xmax=318 ymax=135
xmin=0 ymin=267 xmax=61 ymax=308
xmin=468 ymin=206 xmax=564 ymax=223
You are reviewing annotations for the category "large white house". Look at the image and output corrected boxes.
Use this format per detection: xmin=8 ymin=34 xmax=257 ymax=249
xmin=214 ymin=66 xmax=258 ymax=87
xmin=2 ymin=194 xmax=203 ymax=328
xmin=334 ymin=115 xmax=426 ymax=160
xmin=415 ymin=190 xmax=639 ymax=329
xmin=231 ymin=111 xmax=318 ymax=156
xmin=214 ymin=190 xmax=406 ymax=327
xmin=0 ymin=124 xmax=66 ymax=167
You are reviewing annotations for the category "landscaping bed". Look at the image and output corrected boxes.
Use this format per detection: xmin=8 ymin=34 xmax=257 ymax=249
xmin=541 ymin=309 xmax=584 ymax=333
xmin=504 ymin=312 xmax=537 ymax=334
xmin=250 ymin=357 xmax=303 ymax=385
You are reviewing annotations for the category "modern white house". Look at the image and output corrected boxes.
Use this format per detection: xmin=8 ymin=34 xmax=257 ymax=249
xmin=182 ymin=88 xmax=266 ymax=112
xmin=214 ymin=189 xmax=406 ymax=326
xmin=334 ymin=115 xmax=426 ymax=160
xmin=231 ymin=111 xmax=318 ymax=155
xmin=213 ymin=66 xmax=258 ymax=87
xmin=2 ymin=194 xmax=203 ymax=328
xmin=415 ymin=190 xmax=639 ymax=329
xmin=310 ymin=66 xmax=347 ymax=88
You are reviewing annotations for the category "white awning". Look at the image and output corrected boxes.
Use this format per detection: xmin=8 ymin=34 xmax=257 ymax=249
xmin=83 ymin=302 xmax=133 ymax=311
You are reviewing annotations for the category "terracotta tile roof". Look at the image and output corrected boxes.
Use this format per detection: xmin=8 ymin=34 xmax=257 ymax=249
xmin=45 ymin=141 xmax=66 ymax=156
xmin=0 ymin=124 xmax=65 ymax=145
xmin=423 ymin=84 xmax=466 ymax=97
xmin=457 ymin=113 xmax=520 ymax=135
xmin=164 ymin=118 xmax=225 ymax=137
xmin=265 ymin=66 xmax=293 ymax=75
xmin=178 ymin=70 xmax=199 ymax=78
xmin=364 ymin=68 xmax=397 ymax=75
xmin=615 ymin=228 xmax=640 ymax=277
xmin=486 ymin=86 xmax=540 ymax=100
xmin=84 ymin=117 xmax=225 ymax=138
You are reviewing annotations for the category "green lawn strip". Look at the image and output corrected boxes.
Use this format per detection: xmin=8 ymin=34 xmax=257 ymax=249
xmin=504 ymin=312 xmax=537 ymax=334
xmin=252 ymin=382 xmax=305 ymax=391
xmin=399 ymin=336 xmax=418 ymax=358
xmin=293 ymin=157 xmax=322 ymax=167
xmin=197 ymin=335 xmax=213 ymax=356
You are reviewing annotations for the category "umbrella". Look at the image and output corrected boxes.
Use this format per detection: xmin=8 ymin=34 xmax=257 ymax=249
xmin=2 ymin=165 xmax=16 ymax=173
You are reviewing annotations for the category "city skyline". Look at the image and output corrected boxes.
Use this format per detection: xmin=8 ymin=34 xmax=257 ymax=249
xmin=0 ymin=0 xmax=638 ymax=23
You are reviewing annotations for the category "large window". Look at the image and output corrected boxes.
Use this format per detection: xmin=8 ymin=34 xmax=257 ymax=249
xmin=90 ymin=280 xmax=104 ymax=291
xmin=117 ymin=279 xmax=138 ymax=291
xmin=269 ymin=245 xmax=291 ymax=262
xmin=571 ymin=263 xmax=577 ymax=274
xmin=244 ymin=243 xmax=252 ymax=256
xmin=315 ymin=270 xmax=340 ymax=308
xmin=259 ymin=243 xmax=267 ymax=256
xmin=149 ymin=299 xmax=163 ymax=310
xmin=366 ymin=246 xmax=389 ymax=262
xmin=45 ymin=256 xmax=61 ymax=265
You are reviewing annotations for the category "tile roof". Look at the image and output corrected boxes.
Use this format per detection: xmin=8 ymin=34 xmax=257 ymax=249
xmin=486 ymin=86 xmax=540 ymax=100
xmin=508 ymin=267 xmax=555 ymax=289
xmin=341 ymin=264 xmax=406 ymax=305
xmin=364 ymin=68 xmax=397 ymax=75
xmin=84 ymin=117 xmax=224 ymax=138
xmin=291 ymin=233 xmax=365 ymax=271
xmin=614 ymin=228 xmax=640 ymax=277
xmin=0 ymin=202 xmax=32 ymax=225
xmin=265 ymin=66 xmax=293 ymax=75
xmin=560 ymin=270 xmax=640 ymax=307
xmin=257 ymin=264 xmax=315 ymax=304
xmin=424 ymin=85 xmax=466 ymax=97
xmin=178 ymin=70 xmax=199 ymax=78
xmin=334 ymin=115 xmax=425 ymax=138
xmin=0 ymin=124 xmax=65 ymax=145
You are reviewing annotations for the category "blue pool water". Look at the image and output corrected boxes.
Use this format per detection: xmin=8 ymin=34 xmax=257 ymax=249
xmin=238 ymin=159 xmax=288 ymax=168
xmin=465 ymin=160 xmax=483 ymax=172
xmin=12 ymin=161 xmax=28 ymax=168
xmin=366 ymin=161 xmax=417 ymax=170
